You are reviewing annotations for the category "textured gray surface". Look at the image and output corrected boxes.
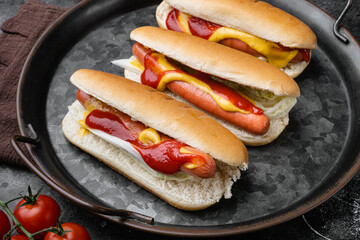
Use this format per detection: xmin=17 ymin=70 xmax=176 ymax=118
xmin=1 ymin=0 xmax=360 ymax=239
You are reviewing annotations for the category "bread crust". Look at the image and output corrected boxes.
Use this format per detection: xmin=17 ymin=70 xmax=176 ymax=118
xmin=156 ymin=1 xmax=172 ymax=29
xmin=282 ymin=59 xmax=310 ymax=79
xmin=62 ymin=102 xmax=242 ymax=210
xmin=160 ymin=0 xmax=317 ymax=49
xmin=70 ymin=69 xmax=248 ymax=167
xmin=130 ymin=26 xmax=300 ymax=97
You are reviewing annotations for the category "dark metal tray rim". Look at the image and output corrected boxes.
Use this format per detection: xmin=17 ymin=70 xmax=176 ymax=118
xmin=14 ymin=0 xmax=360 ymax=237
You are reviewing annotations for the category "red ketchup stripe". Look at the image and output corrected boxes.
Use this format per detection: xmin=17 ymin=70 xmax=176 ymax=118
xmin=165 ymin=9 xmax=309 ymax=62
xmin=76 ymin=90 xmax=215 ymax=178
xmin=133 ymin=43 xmax=270 ymax=135
xmin=165 ymin=9 xmax=183 ymax=33
xmin=134 ymin=43 xmax=263 ymax=115
xmin=187 ymin=14 xmax=221 ymax=39
xmin=85 ymin=109 xmax=137 ymax=142
xmin=187 ymin=71 xmax=263 ymax=115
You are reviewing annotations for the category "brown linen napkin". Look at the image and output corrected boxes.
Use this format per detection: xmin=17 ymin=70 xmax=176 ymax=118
xmin=0 ymin=0 xmax=68 ymax=166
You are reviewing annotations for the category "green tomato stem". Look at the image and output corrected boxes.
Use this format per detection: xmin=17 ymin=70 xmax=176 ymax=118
xmin=0 ymin=200 xmax=34 ymax=240
xmin=1 ymin=187 xmax=61 ymax=240
xmin=5 ymin=196 xmax=25 ymax=205
xmin=3 ymin=225 xmax=17 ymax=240
xmin=31 ymin=227 xmax=60 ymax=237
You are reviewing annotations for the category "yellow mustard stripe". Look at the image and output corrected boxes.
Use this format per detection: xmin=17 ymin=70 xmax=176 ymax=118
xmin=175 ymin=11 xmax=298 ymax=68
xmin=131 ymin=51 xmax=256 ymax=114
xmin=178 ymin=11 xmax=191 ymax=34
xmin=153 ymin=53 xmax=178 ymax=72
xmin=236 ymin=90 xmax=256 ymax=105
xmin=209 ymin=27 xmax=298 ymax=68
xmin=130 ymin=59 xmax=145 ymax=72
xmin=78 ymin=114 xmax=90 ymax=137
xmin=77 ymin=103 xmax=98 ymax=137
xmin=160 ymin=71 xmax=251 ymax=114
xmin=139 ymin=128 xmax=161 ymax=145
xmin=179 ymin=147 xmax=198 ymax=169
xmin=182 ymin=162 xmax=197 ymax=170
xmin=77 ymin=127 xmax=90 ymax=137
xmin=179 ymin=147 xmax=192 ymax=154
xmin=151 ymin=54 xmax=251 ymax=114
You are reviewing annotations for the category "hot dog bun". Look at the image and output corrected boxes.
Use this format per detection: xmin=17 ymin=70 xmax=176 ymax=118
xmin=130 ymin=27 xmax=300 ymax=97
xmin=70 ymin=69 xmax=248 ymax=166
xmin=117 ymin=27 xmax=300 ymax=146
xmin=62 ymin=69 xmax=248 ymax=210
xmin=156 ymin=0 xmax=317 ymax=78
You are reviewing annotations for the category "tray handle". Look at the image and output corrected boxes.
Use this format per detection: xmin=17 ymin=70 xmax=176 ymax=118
xmin=333 ymin=0 xmax=352 ymax=44
xmin=11 ymin=126 xmax=154 ymax=225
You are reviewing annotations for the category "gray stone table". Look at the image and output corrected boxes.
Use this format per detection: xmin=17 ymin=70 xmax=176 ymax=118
xmin=0 ymin=0 xmax=359 ymax=239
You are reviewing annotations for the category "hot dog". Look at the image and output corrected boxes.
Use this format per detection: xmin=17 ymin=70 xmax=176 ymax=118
xmin=63 ymin=69 xmax=248 ymax=210
xmin=156 ymin=0 xmax=317 ymax=78
xmin=112 ymin=27 xmax=300 ymax=146
xmin=76 ymin=88 xmax=215 ymax=179
xmin=132 ymin=42 xmax=270 ymax=135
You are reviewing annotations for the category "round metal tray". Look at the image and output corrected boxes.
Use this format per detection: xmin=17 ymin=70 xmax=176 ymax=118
xmin=14 ymin=0 xmax=360 ymax=237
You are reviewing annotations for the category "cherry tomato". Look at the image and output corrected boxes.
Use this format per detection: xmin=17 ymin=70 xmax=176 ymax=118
xmin=44 ymin=223 xmax=90 ymax=240
xmin=7 ymin=235 xmax=29 ymax=240
xmin=0 ymin=209 xmax=11 ymax=239
xmin=13 ymin=195 xmax=61 ymax=240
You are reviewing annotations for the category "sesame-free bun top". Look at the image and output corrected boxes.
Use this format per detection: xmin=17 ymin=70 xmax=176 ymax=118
xmin=161 ymin=0 xmax=317 ymax=49
xmin=70 ymin=69 xmax=248 ymax=168
xmin=130 ymin=26 xmax=300 ymax=97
